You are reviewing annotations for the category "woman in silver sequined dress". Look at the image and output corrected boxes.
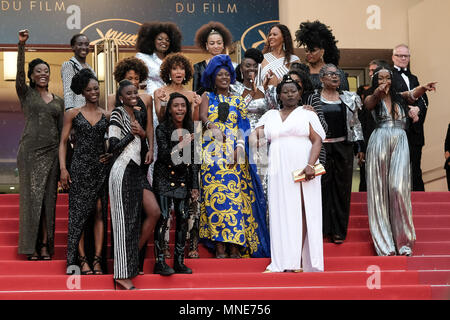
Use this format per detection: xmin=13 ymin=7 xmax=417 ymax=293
xmin=364 ymin=67 xmax=436 ymax=256
xmin=231 ymin=49 xmax=271 ymax=197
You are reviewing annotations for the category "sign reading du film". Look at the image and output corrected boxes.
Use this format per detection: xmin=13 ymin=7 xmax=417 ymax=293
xmin=0 ymin=0 xmax=279 ymax=51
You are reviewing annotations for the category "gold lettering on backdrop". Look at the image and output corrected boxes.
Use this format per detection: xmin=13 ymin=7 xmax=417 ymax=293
xmin=28 ymin=0 xmax=65 ymax=11
xmin=240 ymin=20 xmax=279 ymax=51
xmin=1 ymin=1 xmax=22 ymax=11
xmin=202 ymin=2 xmax=237 ymax=14
xmin=55 ymin=1 xmax=64 ymax=11
xmin=228 ymin=3 xmax=236 ymax=13
xmin=176 ymin=2 xmax=195 ymax=13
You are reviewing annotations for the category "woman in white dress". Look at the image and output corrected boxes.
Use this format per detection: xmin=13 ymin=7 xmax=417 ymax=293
xmin=135 ymin=22 xmax=182 ymax=186
xmin=253 ymin=75 xmax=325 ymax=272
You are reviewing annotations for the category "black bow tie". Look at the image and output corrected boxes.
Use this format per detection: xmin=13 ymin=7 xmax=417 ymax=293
xmin=399 ymin=69 xmax=411 ymax=76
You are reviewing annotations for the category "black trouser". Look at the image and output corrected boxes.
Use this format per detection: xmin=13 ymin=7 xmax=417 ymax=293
xmin=154 ymin=195 xmax=190 ymax=263
xmin=321 ymin=141 xmax=354 ymax=240
xmin=409 ymin=144 xmax=425 ymax=191
xmin=359 ymin=162 xmax=367 ymax=192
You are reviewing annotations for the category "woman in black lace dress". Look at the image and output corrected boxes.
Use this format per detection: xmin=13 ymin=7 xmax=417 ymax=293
xmin=59 ymin=69 xmax=110 ymax=275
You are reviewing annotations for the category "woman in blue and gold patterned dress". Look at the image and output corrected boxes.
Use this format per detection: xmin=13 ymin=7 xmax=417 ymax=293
xmin=198 ymin=54 xmax=270 ymax=259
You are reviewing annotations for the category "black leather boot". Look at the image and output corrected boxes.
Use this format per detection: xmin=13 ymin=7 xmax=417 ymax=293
xmin=153 ymin=212 xmax=174 ymax=276
xmin=173 ymin=199 xmax=192 ymax=274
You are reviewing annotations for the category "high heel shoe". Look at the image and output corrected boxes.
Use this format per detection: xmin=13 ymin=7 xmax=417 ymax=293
xmin=113 ymin=279 xmax=137 ymax=290
xmin=79 ymin=256 xmax=93 ymax=275
xmin=92 ymin=255 xmax=103 ymax=275
xmin=39 ymin=242 xmax=51 ymax=260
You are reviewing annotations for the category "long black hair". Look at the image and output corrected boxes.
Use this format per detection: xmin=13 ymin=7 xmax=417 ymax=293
xmin=162 ymin=92 xmax=193 ymax=133
xmin=370 ymin=66 xmax=405 ymax=119
xmin=263 ymin=24 xmax=295 ymax=67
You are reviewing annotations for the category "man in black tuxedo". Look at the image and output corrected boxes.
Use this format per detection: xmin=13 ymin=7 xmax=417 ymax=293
xmin=392 ymin=44 xmax=428 ymax=191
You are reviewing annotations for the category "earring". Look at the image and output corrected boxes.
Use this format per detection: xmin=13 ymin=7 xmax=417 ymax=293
xmin=169 ymin=75 xmax=172 ymax=82
xmin=283 ymin=43 xmax=286 ymax=51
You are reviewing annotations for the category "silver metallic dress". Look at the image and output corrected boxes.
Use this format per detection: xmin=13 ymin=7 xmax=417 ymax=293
xmin=230 ymin=82 xmax=270 ymax=183
xmin=366 ymin=99 xmax=416 ymax=256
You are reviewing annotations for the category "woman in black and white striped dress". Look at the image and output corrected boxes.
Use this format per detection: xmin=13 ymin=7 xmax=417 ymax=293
xmin=108 ymin=80 xmax=160 ymax=290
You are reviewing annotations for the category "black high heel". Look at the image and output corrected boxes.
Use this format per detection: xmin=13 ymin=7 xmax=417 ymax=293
xmin=92 ymin=255 xmax=103 ymax=275
xmin=79 ymin=256 xmax=93 ymax=275
xmin=39 ymin=242 xmax=51 ymax=260
xmin=113 ymin=279 xmax=137 ymax=290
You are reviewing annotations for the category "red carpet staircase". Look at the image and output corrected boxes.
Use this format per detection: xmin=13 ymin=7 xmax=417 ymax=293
xmin=0 ymin=192 xmax=449 ymax=300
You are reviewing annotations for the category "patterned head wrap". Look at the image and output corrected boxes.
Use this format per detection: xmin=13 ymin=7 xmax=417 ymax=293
xmin=200 ymin=54 xmax=236 ymax=90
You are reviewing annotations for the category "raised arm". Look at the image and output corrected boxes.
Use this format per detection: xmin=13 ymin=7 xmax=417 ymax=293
xmin=400 ymin=82 xmax=437 ymax=104
xmin=16 ymin=30 xmax=29 ymax=98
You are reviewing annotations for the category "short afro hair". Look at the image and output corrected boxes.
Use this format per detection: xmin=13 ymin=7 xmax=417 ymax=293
xmin=243 ymin=48 xmax=264 ymax=64
xmin=113 ymin=57 xmax=149 ymax=83
xmin=136 ymin=21 xmax=182 ymax=55
xmin=70 ymin=33 xmax=89 ymax=47
xmin=70 ymin=68 xmax=98 ymax=95
xmin=295 ymin=20 xmax=340 ymax=66
xmin=160 ymin=53 xmax=193 ymax=85
xmin=194 ymin=21 xmax=233 ymax=52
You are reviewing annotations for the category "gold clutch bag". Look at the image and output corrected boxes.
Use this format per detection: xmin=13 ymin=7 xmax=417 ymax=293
xmin=292 ymin=163 xmax=326 ymax=183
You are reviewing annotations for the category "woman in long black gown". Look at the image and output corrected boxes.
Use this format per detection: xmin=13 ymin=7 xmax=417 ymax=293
xmin=59 ymin=69 xmax=110 ymax=275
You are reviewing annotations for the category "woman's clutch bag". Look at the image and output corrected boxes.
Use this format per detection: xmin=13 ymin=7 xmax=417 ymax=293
xmin=292 ymin=163 xmax=326 ymax=183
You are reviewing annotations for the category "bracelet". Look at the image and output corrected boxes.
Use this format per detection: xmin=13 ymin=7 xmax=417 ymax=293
xmin=409 ymin=89 xmax=418 ymax=101
xmin=203 ymin=120 xmax=211 ymax=129
xmin=170 ymin=146 xmax=180 ymax=156
xmin=244 ymin=94 xmax=253 ymax=106
xmin=306 ymin=164 xmax=315 ymax=170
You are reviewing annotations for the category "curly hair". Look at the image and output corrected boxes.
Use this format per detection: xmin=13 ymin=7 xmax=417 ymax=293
xmin=160 ymin=53 xmax=193 ymax=85
xmin=295 ymin=20 xmax=340 ymax=66
xmin=27 ymin=58 xmax=50 ymax=88
xmin=262 ymin=24 xmax=295 ymax=67
xmin=194 ymin=21 xmax=233 ymax=52
xmin=70 ymin=68 xmax=98 ymax=95
xmin=113 ymin=57 xmax=149 ymax=82
xmin=244 ymin=48 xmax=264 ymax=64
xmin=136 ymin=21 xmax=182 ymax=55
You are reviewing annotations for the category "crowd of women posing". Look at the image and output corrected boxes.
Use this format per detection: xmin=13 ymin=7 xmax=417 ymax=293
xmin=15 ymin=20 xmax=436 ymax=290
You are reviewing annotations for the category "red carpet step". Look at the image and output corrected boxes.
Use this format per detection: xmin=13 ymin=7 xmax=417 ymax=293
xmin=0 ymin=192 xmax=448 ymax=300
